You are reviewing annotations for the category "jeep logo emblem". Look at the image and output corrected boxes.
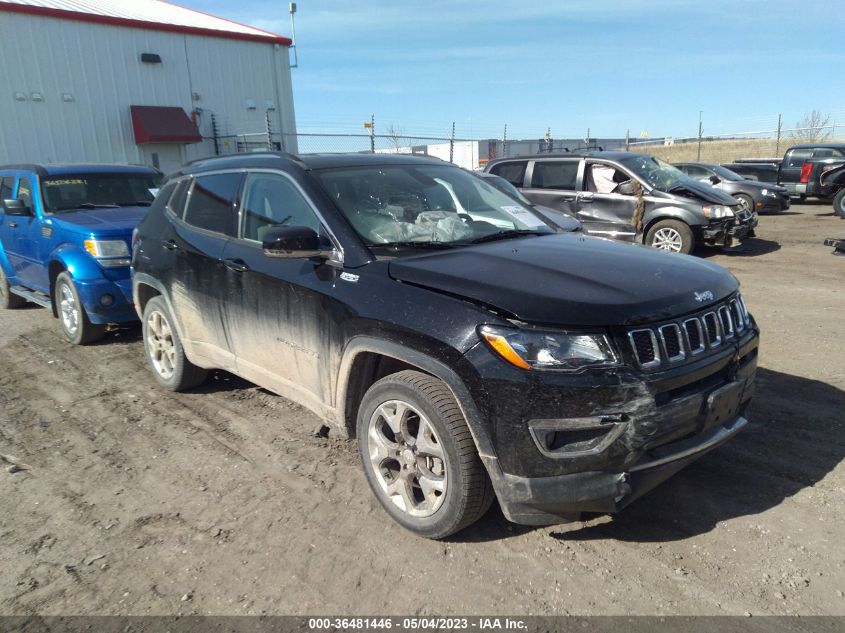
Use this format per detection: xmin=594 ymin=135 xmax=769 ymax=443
xmin=694 ymin=290 xmax=714 ymax=303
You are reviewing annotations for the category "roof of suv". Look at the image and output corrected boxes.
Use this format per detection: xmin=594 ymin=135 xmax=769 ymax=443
xmin=178 ymin=152 xmax=446 ymax=177
xmin=0 ymin=163 xmax=160 ymax=177
xmin=488 ymin=151 xmax=642 ymax=164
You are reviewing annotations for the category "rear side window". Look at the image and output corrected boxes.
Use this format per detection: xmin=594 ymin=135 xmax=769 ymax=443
xmin=167 ymin=179 xmax=190 ymax=218
xmin=0 ymin=177 xmax=14 ymax=200
xmin=183 ymin=173 xmax=243 ymax=236
xmin=489 ymin=161 xmax=527 ymax=187
xmin=531 ymin=161 xmax=578 ymax=190
xmin=785 ymin=149 xmax=813 ymax=168
xmin=148 ymin=181 xmax=177 ymax=217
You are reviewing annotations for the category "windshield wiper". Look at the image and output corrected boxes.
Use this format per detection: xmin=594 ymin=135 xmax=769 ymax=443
xmin=117 ymin=201 xmax=153 ymax=207
xmin=55 ymin=203 xmax=120 ymax=211
xmin=470 ymin=229 xmax=548 ymax=244
xmin=368 ymin=240 xmax=456 ymax=250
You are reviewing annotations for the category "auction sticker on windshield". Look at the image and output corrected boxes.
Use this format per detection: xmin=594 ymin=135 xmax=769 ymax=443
xmin=500 ymin=205 xmax=544 ymax=227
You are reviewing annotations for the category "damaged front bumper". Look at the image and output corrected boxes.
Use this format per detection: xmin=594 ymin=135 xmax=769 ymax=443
xmin=465 ymin=319 xmax=759 ymax=527
xmin=487 ymin=413 xmax=748 ymax=525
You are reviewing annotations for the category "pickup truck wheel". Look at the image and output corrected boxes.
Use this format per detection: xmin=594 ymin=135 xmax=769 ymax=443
xmin=55 ymin=272 xmax=105 ymax=344
xmin=357 ymin=370 xmax=494 ymax=539
xmin=833 ymin=189 xmax=845 ymax=217
xmin=142 ymin=296 xmax=208 ymax=391
xmin=0 ymin=266 xmax=26 ymax=309
xmin=646 ymin=220 xmax=694 ymax=254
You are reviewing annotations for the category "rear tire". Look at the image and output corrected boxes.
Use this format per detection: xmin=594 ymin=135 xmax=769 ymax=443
xmin=833 ymin=189 xmax=845 ymax=218
xmin=0 ymin=266 xmax=26 ymax=309
xmin=142 ymin=296 xmax=208 ymax=391
xmin=645 ymin=219 xmax=694 ymax=254
xmin=357 ymin=370 xmax=494 ymax=539
xmin=54 ymin=272 xmax=105 ymax=345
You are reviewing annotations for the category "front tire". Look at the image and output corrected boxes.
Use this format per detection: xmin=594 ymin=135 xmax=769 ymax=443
xmin=142 ymin=296 xmax=208 ymax=391
xmin=735 ymin=193 xmax=755 ymax=215
xmin=357 ymin=370 xmax=494 ymax=539
xmin=645 ymin=219 xmax=694 ymax=254
xmin=833 ymin=189 xmax=845 ymax=218
xmin=54 ymin=272 xmax=105 ymax=344
xmin=0 ymin=266 xmax=26 ymax=309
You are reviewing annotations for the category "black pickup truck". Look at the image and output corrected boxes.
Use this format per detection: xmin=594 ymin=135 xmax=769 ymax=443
xmin=723 ymin=144 xmax=845 ymax=210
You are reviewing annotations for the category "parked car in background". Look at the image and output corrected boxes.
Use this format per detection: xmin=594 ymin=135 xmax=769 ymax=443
xmin=0 ymin=164 xmax=161 ymax=343
xmin=132 ymin=152 xmax=759 ymax=539
xmin=726 ymin=144 xmax=845 ymax=201
xmin=476 ymin=172 xmax=582 ymax=232
xmin=720 ymin=159 xmax=780 ymax=184
xmin=485 ymin=152 xmax=757 ymax=254
xmin=674 ymin=162 xmax=789 ymax=214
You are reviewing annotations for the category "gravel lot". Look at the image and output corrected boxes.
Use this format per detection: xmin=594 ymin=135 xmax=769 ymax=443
xmin=1 ymin=204 xmax=843 ymax=616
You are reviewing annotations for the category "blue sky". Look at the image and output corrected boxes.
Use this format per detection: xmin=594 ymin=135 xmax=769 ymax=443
xmin=182 ymin=0 xmax=845 ymax=140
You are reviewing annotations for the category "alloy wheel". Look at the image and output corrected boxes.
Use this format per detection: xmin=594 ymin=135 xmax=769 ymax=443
xmin=146 ymin=309 xmax=177 ymax=380
xmin=59 ymin=283 xmax=80 ymax=337
xmin=652 ymin=227 xmax=684 ymax=252
xmin=367 ymin=399 xmax=447 ymax=518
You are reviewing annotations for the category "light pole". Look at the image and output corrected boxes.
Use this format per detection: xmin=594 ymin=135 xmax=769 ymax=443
xmin=697 ymin=110 xmax=703 ymax=160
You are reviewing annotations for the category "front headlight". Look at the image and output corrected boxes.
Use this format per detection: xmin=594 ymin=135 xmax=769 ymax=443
xmin=84 ymin=239 xmax=130 ymax=258
xmin=702 ymin=205 xmax=734 ymax=219
xmin=479 ymin=325 xmax=618 ymax=371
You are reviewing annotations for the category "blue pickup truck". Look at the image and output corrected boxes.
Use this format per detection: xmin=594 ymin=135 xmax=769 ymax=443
xmin=0 ymin=164 xmax=161 ymax=344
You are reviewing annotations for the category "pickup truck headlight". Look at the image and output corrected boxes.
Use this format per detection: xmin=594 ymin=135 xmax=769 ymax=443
xmin=702 ymin=205 xmax=734 ymax=219
xmin=84 ymin=239 xmax=129 ymax=258
xmin=84 ymin=239 xmax=131 ymax=267
xmin=479 ymin=325 xmax=618 ymax=371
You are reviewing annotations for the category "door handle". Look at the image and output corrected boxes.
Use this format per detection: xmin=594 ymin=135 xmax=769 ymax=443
xmin=161 ymin=239 xmax=179 ymax=251
xmin=8 ymin=222 xmax=18 ymax=228
xmin=223 ymin=258 xmax=250 ymax=273
xmin=578 ymin=194 xmax=594 ymax=203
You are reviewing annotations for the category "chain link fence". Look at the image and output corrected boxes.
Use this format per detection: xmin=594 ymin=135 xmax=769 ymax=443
xmin=207 ymin=113 xmax=844 ymax=170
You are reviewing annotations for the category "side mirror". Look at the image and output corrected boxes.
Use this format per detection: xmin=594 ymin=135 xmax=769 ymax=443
xmin=615 ymin=180 xmax=636 ymax=196
xmin=2 ymin=198 xmax=32 ymax=216
xmin=709 ymin=175 xmax=721 ymax=185
xmin=262 ymin=226 xmax=333 ymax=259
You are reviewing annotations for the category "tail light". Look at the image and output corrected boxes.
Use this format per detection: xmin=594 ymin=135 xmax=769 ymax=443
xmin=799 ymin=162 xmax=813 ymax=183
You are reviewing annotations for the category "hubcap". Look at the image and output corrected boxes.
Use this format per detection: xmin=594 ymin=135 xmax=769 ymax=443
xmin=59 ymin=283 xmax=79 ymax=336
xmin=146 ymin=310 xmax=176 ymax=379
xmin=652 ymin=227 xmax=683 ymax=252
xmin=367 ymin=400 xmax=447 ymax=518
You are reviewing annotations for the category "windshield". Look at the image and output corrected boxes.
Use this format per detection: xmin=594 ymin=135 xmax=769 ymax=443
xmin=710 ymin=165 xmax=745 ymax=182
xmin=619 ymin=155 xmax=692 ymax=192
xmin=41 ymin=173 xmax=161 ymax=212
xmin=313 ymin=164 xmax=554 ymax=247
xmin=481 ymin=174 xmax=534 ymax=206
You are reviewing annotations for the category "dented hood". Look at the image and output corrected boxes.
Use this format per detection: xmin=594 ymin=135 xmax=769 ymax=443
xmin=388 ymin=234 xmax=737 ymax=327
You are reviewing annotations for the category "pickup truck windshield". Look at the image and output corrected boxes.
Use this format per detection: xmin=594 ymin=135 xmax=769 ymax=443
xmin=41 ymin=173 xmax=161 ymax=212
xmin=313 ymin=164 xmax=553 ymax=247
xmin=619 ymin=156 xmax=692 ymax=192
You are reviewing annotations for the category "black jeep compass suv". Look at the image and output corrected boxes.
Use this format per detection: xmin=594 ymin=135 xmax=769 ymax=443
xmin=131 ymin=152 xmax=759 ymax=539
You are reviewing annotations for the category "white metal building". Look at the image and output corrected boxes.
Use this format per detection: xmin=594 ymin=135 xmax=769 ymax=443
xmin=0 ymin=0 xmax=297 ymax=174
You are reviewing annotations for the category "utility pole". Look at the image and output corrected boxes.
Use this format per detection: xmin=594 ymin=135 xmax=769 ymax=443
xmin=449 ymin=121 xmax=456 ymax=164
xmin=625 ymin=128 xmax=630 ymax=151
xmin=697 ymin=110 xmax=703 ymax=160
xmin=776 ymin=113 xmax=782 ymax=156
xmin=370 ymin=114 xmax=375 ymax=153
xmin=503 ymin=124 xmax=508 ymax=157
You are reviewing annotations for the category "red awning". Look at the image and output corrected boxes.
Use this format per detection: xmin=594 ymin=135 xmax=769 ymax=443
xmin=130 ymin=106 xmax=202 ymax=144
